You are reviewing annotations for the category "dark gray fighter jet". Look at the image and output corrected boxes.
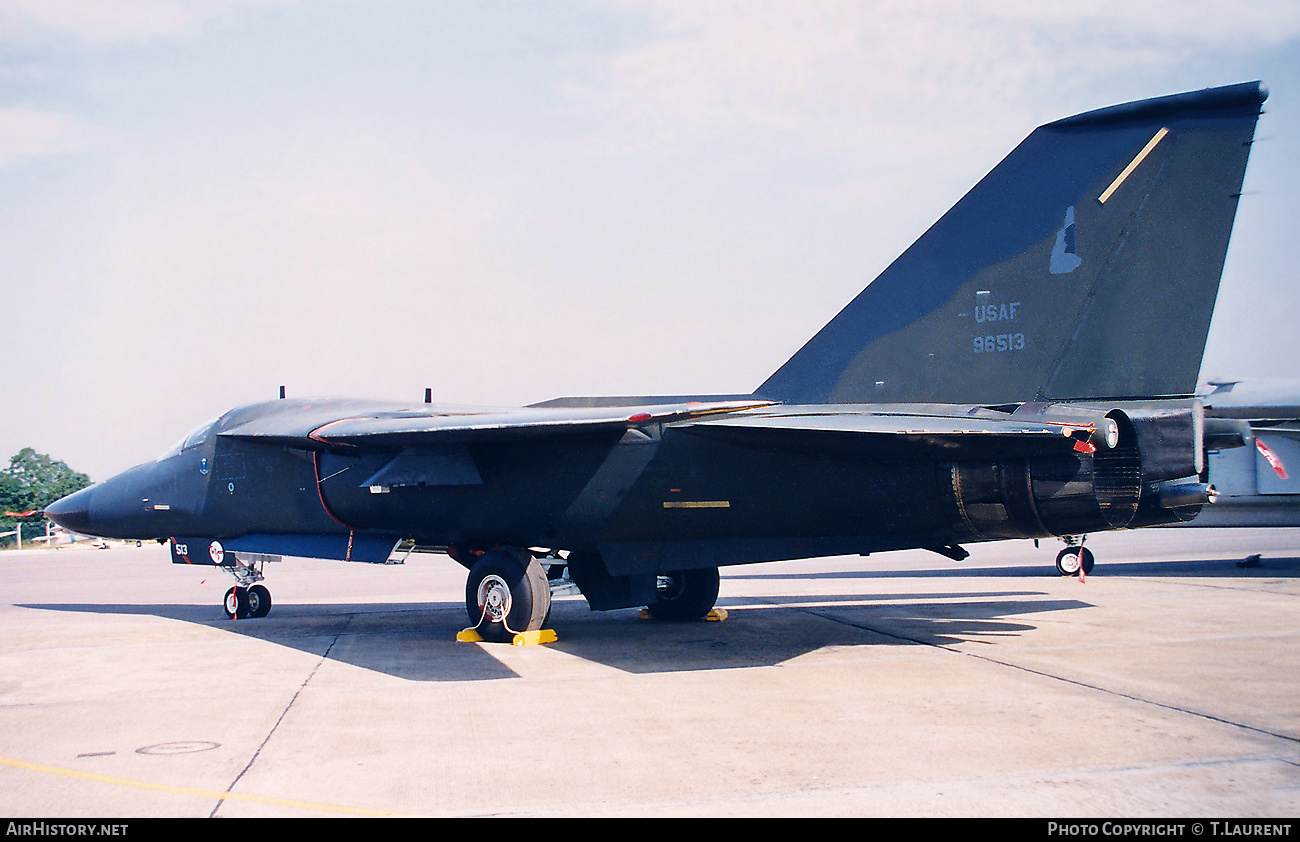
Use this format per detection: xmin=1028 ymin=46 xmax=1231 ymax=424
xmin=1189 ymin=379 xmax=1300 ymax=527
xmin=46 ymin=81 xmax=1268 ymax=642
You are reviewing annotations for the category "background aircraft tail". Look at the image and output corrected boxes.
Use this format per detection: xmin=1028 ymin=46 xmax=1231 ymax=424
xmin=757 ymin=81 xmax=1267 ymax=406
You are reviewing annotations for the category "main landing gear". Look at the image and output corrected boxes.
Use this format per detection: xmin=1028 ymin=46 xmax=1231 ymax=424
xmin=463 ymin=547 xmax=552 ymax=644
xmin=646 ymin=568 xmax=720 ymax=621
xmin=458 ymin=546 xmax=723 ymax=642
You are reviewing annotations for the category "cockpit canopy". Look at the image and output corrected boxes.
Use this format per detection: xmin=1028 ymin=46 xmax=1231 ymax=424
xmin=159 ymin=418 xmax=217 ymax=461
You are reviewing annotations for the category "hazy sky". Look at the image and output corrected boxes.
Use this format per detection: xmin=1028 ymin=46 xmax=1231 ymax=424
xmin=3 ymin=0 xmax=1299 ymax=482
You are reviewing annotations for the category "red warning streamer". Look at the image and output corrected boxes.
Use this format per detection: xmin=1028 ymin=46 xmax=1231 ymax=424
xmin=1256 ymin=438 xmax=1289 ymax=480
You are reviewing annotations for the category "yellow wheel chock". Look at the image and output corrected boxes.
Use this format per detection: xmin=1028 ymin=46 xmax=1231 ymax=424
xmin=456 ymin=628 xmax=558 ymax=645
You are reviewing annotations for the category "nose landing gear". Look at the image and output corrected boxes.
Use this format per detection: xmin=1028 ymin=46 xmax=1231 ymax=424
xmin=174 ymin=539 xmax=278 ymax=620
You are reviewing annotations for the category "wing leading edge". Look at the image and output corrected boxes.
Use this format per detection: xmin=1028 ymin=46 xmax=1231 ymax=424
xmin=218 ymin=397 xmax=776 ymax=450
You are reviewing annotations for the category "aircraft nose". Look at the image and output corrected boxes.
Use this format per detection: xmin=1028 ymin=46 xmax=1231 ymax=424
xmin=45 ymin=461 xmax=192 ymax=540
xmin=44 ymin=485 xmax=97 ymax=535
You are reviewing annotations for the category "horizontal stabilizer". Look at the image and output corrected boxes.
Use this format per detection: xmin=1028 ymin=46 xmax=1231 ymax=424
xmin=1199 ymin=379 xmax=1300 ymax=421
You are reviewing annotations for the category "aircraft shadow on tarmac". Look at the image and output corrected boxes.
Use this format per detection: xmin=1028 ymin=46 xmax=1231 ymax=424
xmin=18 ymin=589 xmax=1081 ymax=681
xmin=728 ymin=556 xmax=1300 ymax=580
xmin=17 ymin=555 xmax=1295 ymax=681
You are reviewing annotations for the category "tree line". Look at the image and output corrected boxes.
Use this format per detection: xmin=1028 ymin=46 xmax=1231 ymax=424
xmin=0 ymin=448 xmax=90 ymax=546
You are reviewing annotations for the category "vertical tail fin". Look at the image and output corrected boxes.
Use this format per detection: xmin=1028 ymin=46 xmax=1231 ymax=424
xmin=758 ymin=81 xmax=1267 ymax=406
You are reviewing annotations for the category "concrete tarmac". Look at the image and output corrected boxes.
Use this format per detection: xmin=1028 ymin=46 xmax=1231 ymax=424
xmin=0 ymin=528 xmax=1296 ymax=817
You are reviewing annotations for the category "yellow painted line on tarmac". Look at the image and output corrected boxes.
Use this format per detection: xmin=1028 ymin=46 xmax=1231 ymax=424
xmin=0 ymin=754 xmax=403 ymax=817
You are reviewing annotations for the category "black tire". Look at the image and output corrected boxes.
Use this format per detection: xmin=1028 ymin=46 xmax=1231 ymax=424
xmin=246 ymin=584 xmax=272 ymax=618
xmin=648 ymin=567 xmax=720 ymax=621
xmin=1055 ymin=547 xmax=1095 ymax=577
xmin=465 ymin=548 xmax=551 ymax=643
xmin=223 ymin=586 xmax=249 ymax=619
